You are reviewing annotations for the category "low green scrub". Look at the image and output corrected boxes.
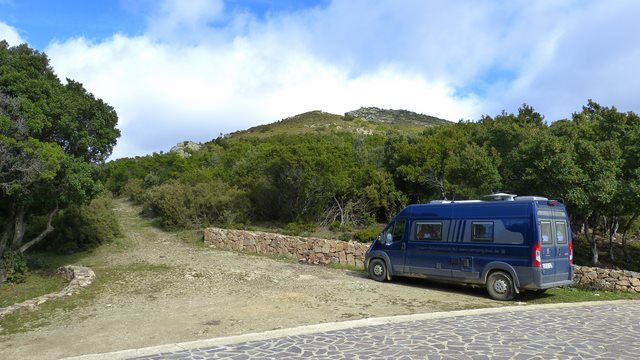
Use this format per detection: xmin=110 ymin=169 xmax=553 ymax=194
xmin=283 ymin=222 xmax=317 ymax=236
xmin=121 ymin=178 xmax=147 ymax=204
xmin=353 ymin=226 xmax=382 ymax=243
xmin=0 ymin=271 xmax=67 ymax=307
xmin=144 ymin=180 xmax=249 ymax=230
xmin=0 ymin=251 xmax=28 ymax=284
xmin=42 ymin=196 xmax=122 ymax=254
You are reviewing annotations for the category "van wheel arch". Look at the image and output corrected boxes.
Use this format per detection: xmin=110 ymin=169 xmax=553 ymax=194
xmin=482 ymin=262 xmax=521 ymax=290
xmin=486 ymin=270 xmax=516 ymax=301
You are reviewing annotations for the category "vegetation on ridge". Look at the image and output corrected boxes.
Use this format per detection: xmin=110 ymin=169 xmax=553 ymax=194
xmin=103 ymin=102 xmax=640 ymax=272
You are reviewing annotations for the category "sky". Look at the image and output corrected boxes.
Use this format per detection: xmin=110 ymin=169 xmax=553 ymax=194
xmin=1 ymin=0 xmax=639 ymax=159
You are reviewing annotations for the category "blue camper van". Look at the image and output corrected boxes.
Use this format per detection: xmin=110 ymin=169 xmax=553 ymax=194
xmin=364 ymin=194 xmax=574 ymax=300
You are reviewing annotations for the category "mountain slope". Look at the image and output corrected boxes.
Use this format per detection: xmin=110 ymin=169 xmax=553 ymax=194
xmin=226 ymin=107 xmax=452 ymax=140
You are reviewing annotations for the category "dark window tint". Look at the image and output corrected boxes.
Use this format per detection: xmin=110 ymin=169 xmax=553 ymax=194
xmin=415 ymin=222 xmax=442 ymax=241
xmin=472 ymin=222 xmax=493 ymax=242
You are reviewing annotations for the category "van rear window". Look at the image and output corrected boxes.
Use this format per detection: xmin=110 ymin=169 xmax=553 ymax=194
xmin=414 ymin=222 xmax=442 ymax=241
xmin=556 ymin=221 xmax=568 ymax=244
xmin=472 ymin=222 xmax=493 ymax=242
xmin=541 ymin=221 xmax=553 ymax=244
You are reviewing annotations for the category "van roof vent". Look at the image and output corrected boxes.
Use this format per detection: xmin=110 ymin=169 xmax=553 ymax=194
xmin=515 ymin=196 xmax=548 ymax=201
xmin=485 ymin=193 xmax=517 ymax=201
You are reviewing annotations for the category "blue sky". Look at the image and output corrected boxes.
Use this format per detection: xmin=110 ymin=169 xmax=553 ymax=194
xmin=1 ymin=0 xmax=639 ymax=159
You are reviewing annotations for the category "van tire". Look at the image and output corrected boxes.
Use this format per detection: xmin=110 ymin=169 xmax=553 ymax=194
xmin=486 ymin=271 xmax=515 ymax=301
xmin=369 ymin=259 xmax=388 ymax=282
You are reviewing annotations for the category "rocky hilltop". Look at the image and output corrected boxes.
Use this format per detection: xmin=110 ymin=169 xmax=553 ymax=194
xmin=345 ymin=107 xmax=451 ymax=126
xmin=169 ymin=141 xmax=202 ymax=158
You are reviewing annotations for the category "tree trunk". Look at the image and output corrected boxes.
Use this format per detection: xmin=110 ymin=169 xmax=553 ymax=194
xmin=0 ymin=208 xmax=15 ymax=259
xmin=334 ymin=196 xmax=345 ymax=226
xmin=586 ymin=215 xmax=599 ymax=266
xmin=608 ymin=218 xmax=619 ymax=262
xmin=11 ymin=207 xmax=26 ymax=249
xmin=621 ymin=214 xmax=639 ymax=264
xmin=18 ymin=205 xmax=58 ymax=254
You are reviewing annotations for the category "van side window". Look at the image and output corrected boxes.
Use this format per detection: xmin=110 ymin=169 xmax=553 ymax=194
xmin=472 ymin=222 xmax=493 ymax=242
xmin=414 ymin=222 xmax=442 ymax=240
xmin=540 ymin=221 xmax=553 ymax=244
xmin=392 ymin=219 xmax=406 ymax=242
xmin=555 ymin=221 xmax=568 ymax=244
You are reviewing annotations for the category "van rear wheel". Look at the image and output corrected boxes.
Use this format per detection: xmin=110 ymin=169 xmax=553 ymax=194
xmin=487 ymin=271 xmax=515 ymax=301
xmin=369 ymin=259 xmax=388 ymax=282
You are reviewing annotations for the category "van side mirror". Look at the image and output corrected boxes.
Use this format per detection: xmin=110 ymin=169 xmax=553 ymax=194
xmin=385 ymin=232 xmax=393 ymax=245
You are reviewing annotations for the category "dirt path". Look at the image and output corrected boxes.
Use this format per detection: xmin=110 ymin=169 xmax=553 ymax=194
xmin=0 ymin=200 xmax=503 ymax=359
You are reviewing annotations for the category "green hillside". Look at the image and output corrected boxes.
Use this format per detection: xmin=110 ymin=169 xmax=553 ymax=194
xmin=226 ymin=107 xmax=452 ymax=140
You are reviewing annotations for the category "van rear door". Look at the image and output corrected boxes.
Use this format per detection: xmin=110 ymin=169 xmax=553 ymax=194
xmin=538 ymin=206 xmax=557 ymax=284
xmin=537 ymin=204 xmax=572 ymax=284
xmin=552 ymin=209 xmax=572 ymax=283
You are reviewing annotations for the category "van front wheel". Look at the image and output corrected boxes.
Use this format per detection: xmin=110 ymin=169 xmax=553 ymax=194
xmin=369 ymin=259 xmax=388 ymax=282
xmin=486 ymin=271 xmax=515 ymax=301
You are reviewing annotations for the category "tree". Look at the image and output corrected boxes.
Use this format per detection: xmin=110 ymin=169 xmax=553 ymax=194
xmin=0 ymin=41 xmax=119 ymax=277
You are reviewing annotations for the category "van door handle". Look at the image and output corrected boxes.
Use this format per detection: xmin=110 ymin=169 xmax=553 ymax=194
xmin=401 ymin=243 xmax=406 ymax=250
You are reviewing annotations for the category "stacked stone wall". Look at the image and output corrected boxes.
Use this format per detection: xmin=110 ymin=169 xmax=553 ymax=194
xmin=573 ymin=265 xmax=640 ymax=293
xmin=0 ymin=265 xmax=95 ymax=318
xmin=203 ymin=228 xmax=369 ymax=267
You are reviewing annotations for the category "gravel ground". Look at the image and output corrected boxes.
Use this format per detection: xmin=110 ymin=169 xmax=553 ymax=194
xmin=0 ymin=200 xmax=503 ymax=359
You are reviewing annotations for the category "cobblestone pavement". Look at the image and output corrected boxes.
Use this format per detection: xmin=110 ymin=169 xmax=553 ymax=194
xmin=128 ymin=302 xmax=639 ymax=360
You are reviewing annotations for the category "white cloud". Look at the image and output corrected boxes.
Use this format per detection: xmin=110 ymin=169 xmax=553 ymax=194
xmin=0 ymin=21 xmax=23 ymax=45
xmin=43 ymin=0 xmax=640 ymax=158
xmin=482 ymin=0 xmax=640 ymax=121
xmin=46 ymin=2 xmax=482 ymax=159
xmin=47 ymin=31 xmax=478 ymax=159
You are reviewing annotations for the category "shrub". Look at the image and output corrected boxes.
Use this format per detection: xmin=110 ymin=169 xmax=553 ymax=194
xmin=0 ymin=251 xmax=28 ymax=284
xmin=145 ymin=180 xmax=249 ymax=230
xmin=328 ymin=221 xmax=341 ymax=232
xmin=121 ymin=178 xmax=147 ymax=203
xmin=354 ymin=226 xmax=382 ymax=243
xmin=45 ymin=196 xmax=122 ymax=254
xmin=283 ymin=222 xmax=317 ymax=236
xmin=143 ymin=172 xmax=161 ymax=188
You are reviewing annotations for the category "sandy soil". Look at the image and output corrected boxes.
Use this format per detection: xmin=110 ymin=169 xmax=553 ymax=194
xmin=0 ymin=200 xmax=503 ymax=359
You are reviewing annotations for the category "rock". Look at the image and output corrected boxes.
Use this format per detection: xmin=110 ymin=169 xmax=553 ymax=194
xmin=616 ymin=280 xmax=631 ymax=287
xmin=585 ymin=271 xmax=598 ymax=281
xmin=169 ymin=141 xmax=202 ymax=158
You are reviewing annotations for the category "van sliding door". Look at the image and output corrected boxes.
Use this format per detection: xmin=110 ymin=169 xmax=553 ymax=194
xmin=404 ymin=220 xmax=452 ymax=278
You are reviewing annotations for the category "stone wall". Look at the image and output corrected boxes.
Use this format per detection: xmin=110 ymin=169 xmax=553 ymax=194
xmin=0 ymin=265 xmax=95 ymax=318
xmin=204 ymin=228 xmax=369 ymax=267
xmin=573 ymin=265 xmax=640 ymax=293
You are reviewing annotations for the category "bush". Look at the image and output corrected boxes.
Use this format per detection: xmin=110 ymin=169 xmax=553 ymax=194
xmin=122 ymin=178 xmax=147 ymax=203
xmin=145 ymin=180 xmax=249 ymax=230
xmin=0 ymin=251 xmax=28 ymax=284
xmin=354 ymin=226 xmax=382 ymax=243
xmin=283 ymin=222 xmax=317 ymax=236
xmin=328 ymin=221 xmax=341 ymax=232
xmin=45 ymin=196 xmax=122 ymax=254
